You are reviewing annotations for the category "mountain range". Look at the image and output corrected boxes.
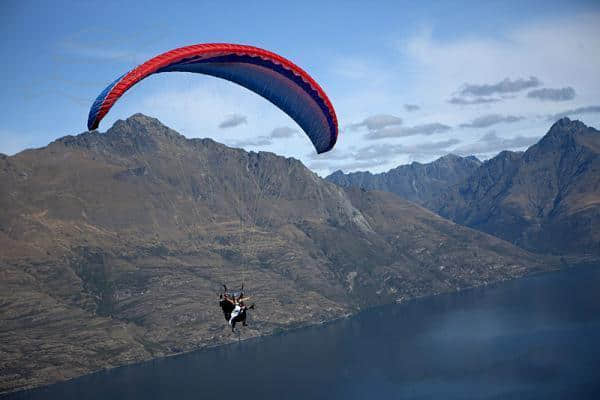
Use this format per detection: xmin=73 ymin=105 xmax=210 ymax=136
xmin=0 ymin=114 xmax=552 ymax=393
xmin=327 ymin=118 xmax=600 ymax=258
xmin=327 ymin=154 xmax=482 ymax=207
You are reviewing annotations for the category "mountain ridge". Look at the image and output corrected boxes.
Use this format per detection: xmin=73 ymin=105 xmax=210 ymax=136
xmin=325 ymin=118 xmax=600 ymax=257
xmin=326 ymin=153 xmax=482 ymax=206
xmin=432 ymin=118 xmax=599 ymax=256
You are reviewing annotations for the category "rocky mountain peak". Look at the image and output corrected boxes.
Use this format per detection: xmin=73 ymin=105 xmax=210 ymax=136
xmin=491 ymin=150 xmax=522 ymax=162
xmin=431 ymin=119 xmax=600 ymax=256
xmin=548 ymin=117 xmax=587 ymax=135
xmin=528 ymin=118 xmax=599 ymax=160
xmin=107 ymin=113 xmax=183 ymax=140
xmin=51 ymin=114 xmax=186 ymax=156
xmin=432 ymin=153 xmax=482 ymax=169
xmin=436 ymin=153 xmax=462 ymax=162
xmin=328 ymin=169 xmax=345 ymax=179
xmin=539 ymin=117 xmax=588 ymax=145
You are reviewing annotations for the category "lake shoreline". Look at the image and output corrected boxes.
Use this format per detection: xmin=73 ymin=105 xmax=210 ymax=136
xmin=5 ymin=259 xmax=598 ymax=398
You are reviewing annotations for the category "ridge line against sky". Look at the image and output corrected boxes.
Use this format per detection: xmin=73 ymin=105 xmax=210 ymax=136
xmin=1 ymin=0 xmax=599 ymax=176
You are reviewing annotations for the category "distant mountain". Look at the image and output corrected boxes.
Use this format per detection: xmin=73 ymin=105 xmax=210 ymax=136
xmin=0 ymin=114 xmax=551 ymax=392
xmin=431 ymin=118 xmax=600 ymax=257
xmin=326 ymin=154 xmax=482 ymax=206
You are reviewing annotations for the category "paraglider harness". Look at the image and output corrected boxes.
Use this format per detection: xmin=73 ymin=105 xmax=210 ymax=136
xmin=219 ymin=284 xmax=255 ymax=332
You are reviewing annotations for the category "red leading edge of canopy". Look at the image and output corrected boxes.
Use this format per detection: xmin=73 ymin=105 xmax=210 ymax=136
xmin=90 ymin=43 xmax=338 ymax=143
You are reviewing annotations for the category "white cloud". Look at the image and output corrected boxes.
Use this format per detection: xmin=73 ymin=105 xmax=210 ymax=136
xmin=350 ymin=114 xmax=403 ymax=131
xmin=308 ymin=138 xmax=460 ymax=175
xmin=459 ymin=114 xmax=524 ymax=128
xmin=459 ymin=77 xmax=541 ymax=97
xmin=311 ymin=11 xmax=599 ymax=176
xmin=401 ymin=13 xmax=600 ymax=108
xmin=229 ymin=136 xmax=271 ymax=147
xmin=527 ymin=87 xmax=576 ymax=102
xmin=449 ymin=97 xmax=501 ymax=105
xmin=547 ymin=105 xmax=600 ymax=121
xmin=368 ymin=123 xmax=451 ymax=139
xmin=455 ymin=130 xmax=540 ymax=157
xmin=269 ymin=126 xmax=298 ymax=138
xmin=76 ymin=11 xmax=600 ymax=177
xmin=219 ymin=114 xmax=247 ymax=129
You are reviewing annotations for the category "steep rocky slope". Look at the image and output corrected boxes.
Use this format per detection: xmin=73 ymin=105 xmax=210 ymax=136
xmin=326 ymin=154 xmax=481 ymax=206
xmin=431 ymin=118 xmax=600 ymax=256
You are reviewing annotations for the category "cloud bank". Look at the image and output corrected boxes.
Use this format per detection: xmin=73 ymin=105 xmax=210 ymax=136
xmin=309 ymin=138 xmax=460 ymax=174
xmin=368 ymin=123 xmax=451 ymax=139
xmin=527 ymin=87 xmax=576 ymax=101
xmin=459 ymin=76 xmax=541 ymax=97
xmin=459 ymin=114 xmax=524 ymax=128
xmin=350 ymin=114 xmax=403 ymax=131
xmin=269 ymin=126 xmax=298 ymax=138
xmin=456 ymin=130 xmax=539 ymax=156
xmin=448 ymin=97 xmax=501 ymax=105
xmin=547 ymin=105 xmax=600 ymax=121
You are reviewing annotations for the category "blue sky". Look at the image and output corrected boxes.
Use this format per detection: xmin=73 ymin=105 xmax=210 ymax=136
xmin=2 ymin=0 xmax=599 ymax=175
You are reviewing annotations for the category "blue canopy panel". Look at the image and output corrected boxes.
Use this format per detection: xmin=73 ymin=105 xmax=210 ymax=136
xmin=158 ymin=54 xmax=336 ymax=153
xmin=87 ymin=73 xmax=127 ymax=131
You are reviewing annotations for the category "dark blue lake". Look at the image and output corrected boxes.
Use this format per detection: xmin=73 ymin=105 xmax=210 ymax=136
xmin=7 ymin=266 xmax=600 ymax=399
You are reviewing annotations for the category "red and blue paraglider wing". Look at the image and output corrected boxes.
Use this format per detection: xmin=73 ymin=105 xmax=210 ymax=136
xmin=87 ymin=43 xmax=338 ymax=154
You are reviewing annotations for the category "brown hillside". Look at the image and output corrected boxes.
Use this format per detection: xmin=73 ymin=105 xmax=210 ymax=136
xmin=1 ymin=114 xmax=552 ymax=393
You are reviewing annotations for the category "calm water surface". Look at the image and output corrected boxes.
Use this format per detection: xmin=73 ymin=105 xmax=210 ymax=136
xmin=7 ymin=266 xmax=600 ymax=399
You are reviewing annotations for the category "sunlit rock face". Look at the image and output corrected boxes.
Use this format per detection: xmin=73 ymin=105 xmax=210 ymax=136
xmin=326 ymin=153 xmax=482 ymax=206
xmin=432 ymin=118 xmax=600 ymax=257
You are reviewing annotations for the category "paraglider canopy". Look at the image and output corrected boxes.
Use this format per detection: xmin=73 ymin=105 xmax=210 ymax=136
xmin=88 ymin=43 xmax=338 ymax=154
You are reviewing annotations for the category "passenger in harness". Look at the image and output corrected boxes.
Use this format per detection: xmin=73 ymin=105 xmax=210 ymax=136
xmin=219 ymin=285 xmax=255 ymax=332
